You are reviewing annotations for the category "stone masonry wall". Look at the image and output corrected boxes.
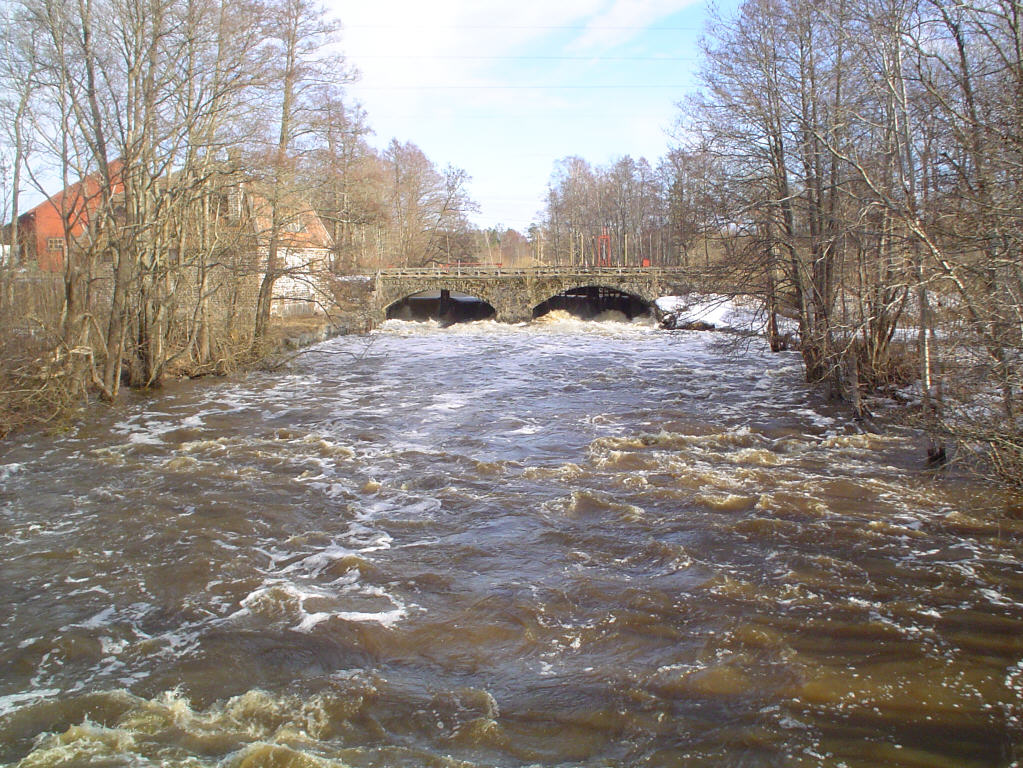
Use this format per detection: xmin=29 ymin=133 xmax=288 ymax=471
xmin=373 ymin=272 xmax=686 ymax=324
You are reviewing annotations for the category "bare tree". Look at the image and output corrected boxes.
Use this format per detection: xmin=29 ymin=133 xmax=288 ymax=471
xmin=382 ymin=139 xmax=477 ymax=267
xmin=252 ymin=0 xmax=353 ymax=340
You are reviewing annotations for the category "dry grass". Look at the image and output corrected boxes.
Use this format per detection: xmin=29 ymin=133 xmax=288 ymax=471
xmin=856 ymin=340 xmax=920 ymax=392
xmin=0 ymin=331 xmax=81 ymax=438
xmin=0 ymin=312 xmax=336 ymax=439
xmin=265 ymin=315 xmax=331 ymax=345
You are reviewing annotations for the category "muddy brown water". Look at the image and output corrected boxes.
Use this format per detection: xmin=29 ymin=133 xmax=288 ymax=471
xmin=1 ymin=316 xmax=1021 ymax=767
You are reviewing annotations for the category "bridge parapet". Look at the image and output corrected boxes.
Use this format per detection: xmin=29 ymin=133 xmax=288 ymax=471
xmin=375 ymin=265 xmax=692 ymax=279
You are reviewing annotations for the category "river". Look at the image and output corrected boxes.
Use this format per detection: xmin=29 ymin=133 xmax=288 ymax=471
xmin=1 ymin=314 xmax=1021 ymax=767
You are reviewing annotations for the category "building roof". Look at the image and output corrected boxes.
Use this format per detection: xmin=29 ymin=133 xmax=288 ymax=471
xmin=246 ymin=188 xmax=333 ymax=251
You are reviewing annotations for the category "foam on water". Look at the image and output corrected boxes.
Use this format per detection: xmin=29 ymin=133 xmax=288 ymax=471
xmin=0 ymin=461 xmax=23 ymax=482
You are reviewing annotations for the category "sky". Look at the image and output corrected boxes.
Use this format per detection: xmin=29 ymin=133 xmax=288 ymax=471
xmin=325 ymin=0 xmax=731 ymax=233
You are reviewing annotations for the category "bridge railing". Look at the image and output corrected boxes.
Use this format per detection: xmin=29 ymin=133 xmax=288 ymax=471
xmin=374 ymin=265 xmax=692 ymax=279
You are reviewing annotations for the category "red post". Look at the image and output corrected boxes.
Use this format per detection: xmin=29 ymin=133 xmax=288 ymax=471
xmin=597 ymin=227 xmax=611 ymax=267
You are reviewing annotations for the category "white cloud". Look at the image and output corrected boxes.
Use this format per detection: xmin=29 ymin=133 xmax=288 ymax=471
xmin=570 ymin=0 xmax=705 ymax=50
xmin=332 ymin=0 xmax=614 ymax=77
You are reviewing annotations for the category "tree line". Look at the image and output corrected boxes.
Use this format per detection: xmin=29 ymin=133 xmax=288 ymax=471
xmin=535 ymin=152 xmax=721 ymax=269
xmin=0 ymin=0 xmax=478 ymax=432
xmin=691 ymin=0 xmax=1022 ymax=482
xmin=530 ymin=0 xmax=1022 ymax=483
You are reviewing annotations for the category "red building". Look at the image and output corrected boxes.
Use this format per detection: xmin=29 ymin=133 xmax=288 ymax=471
xmin=3 ymin=161 xmax=124 ymax=272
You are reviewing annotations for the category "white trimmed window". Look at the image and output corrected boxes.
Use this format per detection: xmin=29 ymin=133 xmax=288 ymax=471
xmin=47 ymin=238 xmax=65 ymax=252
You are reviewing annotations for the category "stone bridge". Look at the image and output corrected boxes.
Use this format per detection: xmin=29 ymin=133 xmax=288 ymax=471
xmin=373 ymin=265 xmax=695 ymax=323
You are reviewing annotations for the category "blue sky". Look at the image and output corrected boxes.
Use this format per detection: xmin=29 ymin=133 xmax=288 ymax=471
xmin=326 ymin=0 xmax=731 ymax=233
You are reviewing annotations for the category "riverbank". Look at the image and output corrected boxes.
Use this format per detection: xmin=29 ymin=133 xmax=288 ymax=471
xmin=657 ymin=294 xmax=1023 ymax=486
xmin=0 ymin=315 xmax=354 ymax=440
xmin=264 ymin=315 xmax=350 ymax=351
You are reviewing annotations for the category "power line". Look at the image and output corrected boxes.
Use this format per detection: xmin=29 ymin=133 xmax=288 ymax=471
xmin=353 ymin=54 xmax=697 ymax=62
xmin=374 ymin=113 xmax=669 ymax=120
xmin=344 ymin=24 xmax=703 ymax=31
xmin=357 ymin=84 xmax=689 ymax=90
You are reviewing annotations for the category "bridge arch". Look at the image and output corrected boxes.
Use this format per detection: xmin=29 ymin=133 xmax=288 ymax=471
xmin=531 ymin=284 xmax=654 ymax=321
xmin=385 ymin=289 xmax=496 ymax=323
xmin=377 ymin=280 xmax=505 ymax=319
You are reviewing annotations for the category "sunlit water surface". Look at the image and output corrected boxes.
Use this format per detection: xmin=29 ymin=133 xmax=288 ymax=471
xmin=1 ymin=316 xmax=1021 ymax=767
